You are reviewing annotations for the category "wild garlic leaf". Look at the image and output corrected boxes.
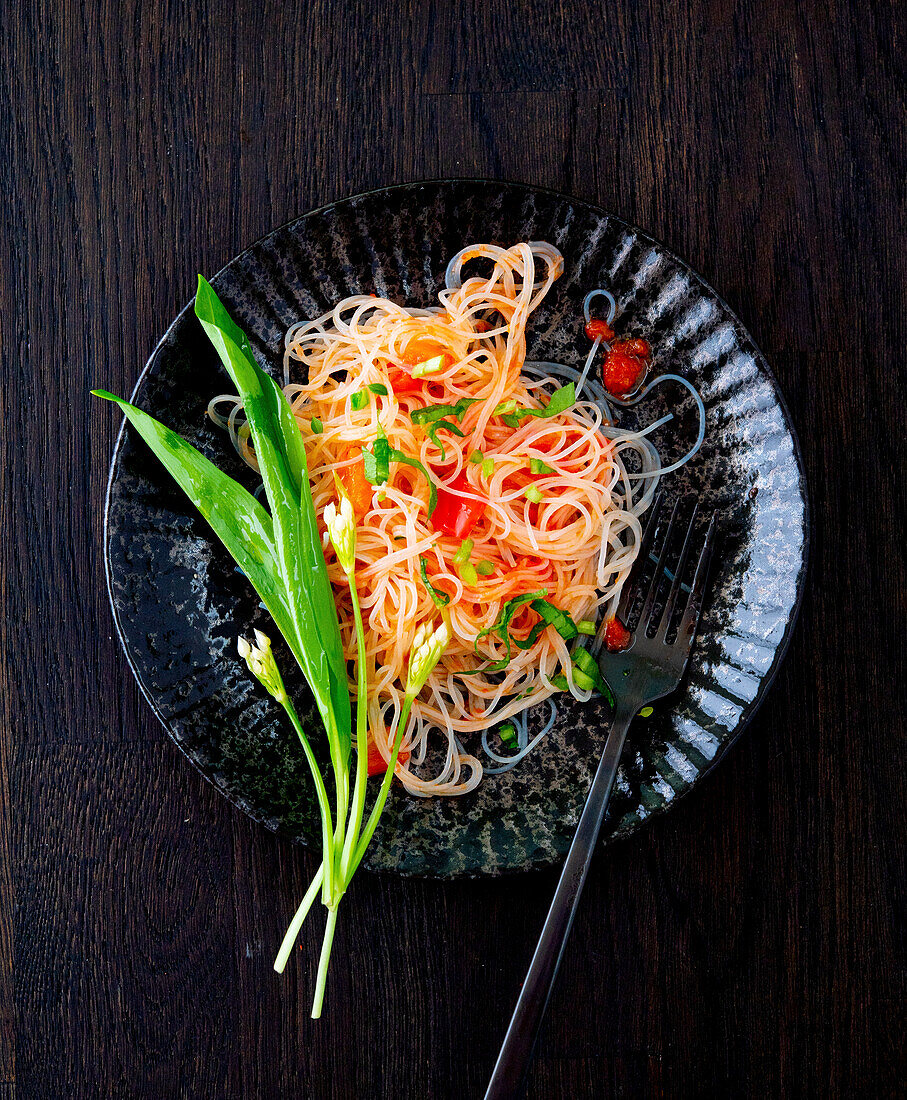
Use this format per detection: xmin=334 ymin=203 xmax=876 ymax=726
xmin=91 ymin=391 xmax=295 ymax=645
xmin=194 ymin=276 xmax=351 ymax=755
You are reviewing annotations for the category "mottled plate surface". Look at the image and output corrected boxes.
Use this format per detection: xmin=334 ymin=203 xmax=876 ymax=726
xmin=104 ymin=180 xmax=808 ymax=877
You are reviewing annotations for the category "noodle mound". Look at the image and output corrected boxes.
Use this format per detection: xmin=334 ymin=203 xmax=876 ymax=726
xmin=211 ymin=243 xmax=656 ymax=796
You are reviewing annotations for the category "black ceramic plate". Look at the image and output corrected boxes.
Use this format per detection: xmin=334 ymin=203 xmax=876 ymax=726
xmin=104 ymin=180 xmax=808 ymax=877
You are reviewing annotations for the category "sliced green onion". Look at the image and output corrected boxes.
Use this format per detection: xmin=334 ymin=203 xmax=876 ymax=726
xmin=453 ymin=538 xmax=474 ymax=565
xmin=310 ymin=417 xmax=323 ymax=434
xmin=530 ymin=600 xmax=578 ymax=641
xmin=499 ymin=723 xmax=517 ymax=745
xmin=577 ymin=619 xmax=596 ymax=635
xmin=411 ymin=354 xmax=445 ymax=377
xmin=571 ymin=667 xmax=596 ymax=691
xmin=481 ymin=457 xmax=495 ymax=478
xmin=524 ymin=486 xmax=543 ymax=503
xmin=551 ymin=674 xmax=570 ymax=691
xmin=639 ymin=706 xmax=654 ymax=718
xmin=476 ymin=560 xmax=495 ymax=576
xmin=459 ymin=562 xmax=478 ymax=586
xmin=572 ymin=646 xmax=614 ymax=704
xmin=350 ymin=390 xmax=369 ymax=411
xmin=529 ymin=457 xmax=554 ymax=475
xmin=469 ymin=449 xmax=484 ymax=464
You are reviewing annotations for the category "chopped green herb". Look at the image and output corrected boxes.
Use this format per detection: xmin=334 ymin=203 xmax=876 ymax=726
xmin=639 ymin=706 xmax=654 ymax=718
xmin=410 ymin=397 xmax=481 ymax=426
xmin=410 ymin=398 xmax=481 ymax=461
xmin=310 ymin=417 xmax=323 ymax=434
xmin=501 ymin=383 xmax=576 ymax=429
xmin=362 ymin=436 xmax=391 ymax=486
xmin=425 ymin=418 xmax=465 ymax=460
xmin=469 ymin=589 xmax=549 ymax=672
xmin=499 ymin=723 xmax=517 ymax=745
xmin=476 ymin=560 xmax=495 ymax=576
xmin=368 ymin=382 xmax=388 ymax=396
xmin=469 ymin=449 xmax=484 ymax=464
xmin=510 ymin=598 xmax=578 ymax=652
xmin=418 ymin=556 xmax=450 ymax=607
xmin=524 ymin=486 xmax=543 ymax=503
xmin=571 ymin=646 xmax=615 ymax=704
xmin=459 ymin=562 xmax=478 ymax=586
xmin=361 ymin=440 xmax=437 ymax=514
xmin=571 ymin=667 xmax=596 ymax=691
xmin=481 ymin=457 xmax=495 ymax=478
xmin=350 ymin=390 xmax=369 ymax=411
xmin=411 ymin=354 xmax=445 ymax=377
xmin=529 ymin=600 xmax=579 ymax=641
xmin=453 ymin=538 xmax=474 ymax=565
xmin=529 ymin=457 xmax=554 ymax=475
xmin=389 ymin=449 xmax=437 ymax=515
xmin=550 ymin=649 xmax=615 ymax=705
xmin=577 ymin=619 xmax=596 ymax=635
xmin=494 ymin=399 xmax=518 ymax=416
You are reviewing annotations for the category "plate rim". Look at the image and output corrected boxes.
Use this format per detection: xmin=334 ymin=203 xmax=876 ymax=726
xmin=102 ymin=177 xmax=811 ymax=877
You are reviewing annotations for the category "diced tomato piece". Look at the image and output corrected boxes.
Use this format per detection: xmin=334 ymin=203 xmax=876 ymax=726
xmin=386 ymin=363 xmax=424 ymax=394
xmin=337 ymin=449 xmax=373 ymax=517
xmin=366 ymin=736 xmax=409 ymax=776
xmin=430 ymin=472 xmax=487 ymax=539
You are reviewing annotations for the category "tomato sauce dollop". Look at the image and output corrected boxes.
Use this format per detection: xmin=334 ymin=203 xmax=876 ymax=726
xmin=604 ymin=617 xmax=633 ymax=652
xmin=602 ymin=338 xmax=651 ymax=398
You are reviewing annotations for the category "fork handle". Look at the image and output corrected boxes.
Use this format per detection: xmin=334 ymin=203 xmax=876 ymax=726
xmin=483 ymin=700 xmax=637 ymax=1100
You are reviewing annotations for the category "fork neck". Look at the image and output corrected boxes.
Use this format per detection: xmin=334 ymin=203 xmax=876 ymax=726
xmin=611 ymin=695 xmax=642 ymax=728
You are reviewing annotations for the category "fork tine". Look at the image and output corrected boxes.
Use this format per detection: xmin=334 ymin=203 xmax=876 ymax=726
xmin=675 ymin=513 xmax=717 ymax=653
xmin=638 ymin=497 xmax=680 ymax=633
xmin=614 ymin=491 xmax=664 ymax=624
xmin=658 ymin=500 xmax=699 ymax=641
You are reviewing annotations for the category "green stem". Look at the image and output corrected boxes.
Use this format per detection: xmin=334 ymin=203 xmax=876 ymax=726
xmin=311 ymin=906 xmax=339 ymax=1019
xmin=273 ymin=862 xmax=325 ymax=974
xmin=281 ymin=697 xmax=336 ymax=903
xmin=348 ymin=695 xmax=414 ymax=877
xmin=326 ymin=712 xmax=349 ymax=895
xmin=339 ymin=571 xmax=369 ymax=884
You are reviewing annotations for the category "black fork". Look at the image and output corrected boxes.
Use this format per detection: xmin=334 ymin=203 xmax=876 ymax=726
xmin=484 ymin=495 xmax=717 ymax=1100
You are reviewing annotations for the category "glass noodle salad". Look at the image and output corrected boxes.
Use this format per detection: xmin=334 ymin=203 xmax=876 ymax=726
xmin=209 ymin=242 xmax=704 ymax=795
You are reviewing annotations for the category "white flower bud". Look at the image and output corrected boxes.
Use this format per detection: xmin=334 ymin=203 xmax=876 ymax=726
xmin=237 ymin=630 xmax=286 ymax=703
xmin=325 ymin=494 xmax=356 ymax=575
xmin=405 ymin=619 xmax=450 ymax=699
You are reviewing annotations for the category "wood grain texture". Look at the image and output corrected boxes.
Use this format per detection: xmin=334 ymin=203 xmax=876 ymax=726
xmin=1 ymin=0 xmax=904 ymax=1097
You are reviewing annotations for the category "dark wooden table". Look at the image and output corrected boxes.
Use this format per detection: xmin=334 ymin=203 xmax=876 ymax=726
xmin=2 ymin=2 xmax=904 ymax=1097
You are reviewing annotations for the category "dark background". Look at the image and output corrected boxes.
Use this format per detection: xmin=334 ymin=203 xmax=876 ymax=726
xmin=2 ymin=1 xmax=904 ymax=1097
